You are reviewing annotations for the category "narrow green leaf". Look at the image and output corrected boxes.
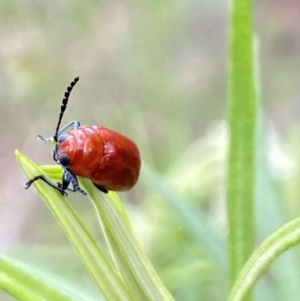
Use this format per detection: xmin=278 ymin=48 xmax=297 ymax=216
xmin=254 ymin=44 xmax=300 ymax=299
xmin=0 ymin=254 xmax=76 ymax=301
xmin=15 ymin=150 xmax=135 ymax=301
xmin=3 ymin=254 xmax=104 ymax=301
xmin=229 ymin=216 xmax=300 ymax=301
xmin=80 ymin=178 xmax=175 ymax=301
xmin=141 ymin=163 xmax=226 ymax=269
xmin=38 ymin=161 xmax=174 ymax=300
xmin=226 ymin=0 xmax=256 ymax=298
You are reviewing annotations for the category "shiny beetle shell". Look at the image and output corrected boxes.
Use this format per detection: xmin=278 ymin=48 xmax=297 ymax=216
xmin=56 ymin=125 xmax=141 ymax=191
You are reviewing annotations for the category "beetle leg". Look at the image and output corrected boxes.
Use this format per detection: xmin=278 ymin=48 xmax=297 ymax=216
xmin=24 ymin=175 xmax=68 ymax=196
xmin=37 ymin=135 xmax=53 ymax=142
xmin=37 ymin=121 xmax=81 ymax=142
xmin=57 ymin=120 xmax=81 ymax=137
xmin=52 ymin=148 xmax=57 ymax=161
xmin=62 ymin=169 xmax=87 ymax=196
xmin=92 ymin=183 xmax=108 ymax=194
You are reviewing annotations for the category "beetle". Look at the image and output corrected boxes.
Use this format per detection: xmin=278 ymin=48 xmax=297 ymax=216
xmin=24 ymin=77 xmax=141 ymax=196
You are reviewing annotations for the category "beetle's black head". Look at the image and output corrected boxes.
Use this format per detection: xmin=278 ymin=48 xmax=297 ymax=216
xmin=53 ymin=134 xmax=71 ymax=167
xmin=53 ymin=148 xmax=71 ymax=168
xmin=58 ymin=153 xmax=71 ymax=167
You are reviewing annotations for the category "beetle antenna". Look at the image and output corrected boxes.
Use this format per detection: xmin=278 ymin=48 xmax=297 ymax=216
xmin=53 ymin=76 xmax=79 ymax=142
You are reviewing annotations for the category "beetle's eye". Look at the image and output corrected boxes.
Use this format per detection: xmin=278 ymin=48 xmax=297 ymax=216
xmin=59 ymin=154 xmax=70 ymax=167
xmin=57 ymin=134 xmax=68 ymax=143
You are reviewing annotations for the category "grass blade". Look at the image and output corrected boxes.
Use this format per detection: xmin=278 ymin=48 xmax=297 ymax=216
xmin=80 ymin=178 xmax=175 ymax=301
xmin=226 ymin=0 xmax=256 ymax=298
xmin=15 ymin=150 xmax=134 ymax=301
xmin=141 ymin=163 xmax=226 ymax=269
xmin=229 ymin=216 xmax=300 ymax=301
xmin=0 ymin=254 xmax=77 ymax=301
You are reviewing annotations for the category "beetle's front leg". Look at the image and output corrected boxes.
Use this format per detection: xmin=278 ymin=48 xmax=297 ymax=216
xmin=37 ymin=121 xmax=81 ymax=143
xmin=56 ymin=121 xmax=81 ymax=138
xmin=59 ymin=169 xmax=87 ymax=196
xmin=24 ymin=175 xmax=68 ymax=196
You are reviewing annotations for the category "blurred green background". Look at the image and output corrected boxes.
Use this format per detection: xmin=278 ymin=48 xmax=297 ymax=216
xmin=1 ymin=1 xmax=300 ymax=300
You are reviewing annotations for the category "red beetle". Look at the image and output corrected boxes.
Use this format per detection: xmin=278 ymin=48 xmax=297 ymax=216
xmin=25 ymin=77 xmax=141 ymax=196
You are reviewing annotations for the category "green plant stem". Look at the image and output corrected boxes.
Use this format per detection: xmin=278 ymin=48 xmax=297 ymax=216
xmin=227 ymin=0 xmax=256 ymax=299
xmin=229 ymin=216 xmax=300 ymax=301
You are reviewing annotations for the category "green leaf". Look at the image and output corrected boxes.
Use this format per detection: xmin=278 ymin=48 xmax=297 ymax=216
xmin=37 ymin=165 xmax=175 ymax=300
xmin=226 ymin=1 xmax=256 ymax=299
xmin=80 ymin=178 xmax=175 ymax=301
xmin=255 ymin=84 xmax=300 ymax=299
xmin=16 ymin=150 xmax=174 ymax=301
xmin=0 ymin=254 xmax=78 ymax=301
xmin=228 ymin=216 xmax=300 ymax=301
xmin=15 ymin=150 xmax=134 ymax=301
xmin=140 ymin=163 xmax=226 ymax=269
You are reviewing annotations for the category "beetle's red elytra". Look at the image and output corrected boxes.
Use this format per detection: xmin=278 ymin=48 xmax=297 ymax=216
xmin=24 ymin=77 xmax=141 ymax=196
